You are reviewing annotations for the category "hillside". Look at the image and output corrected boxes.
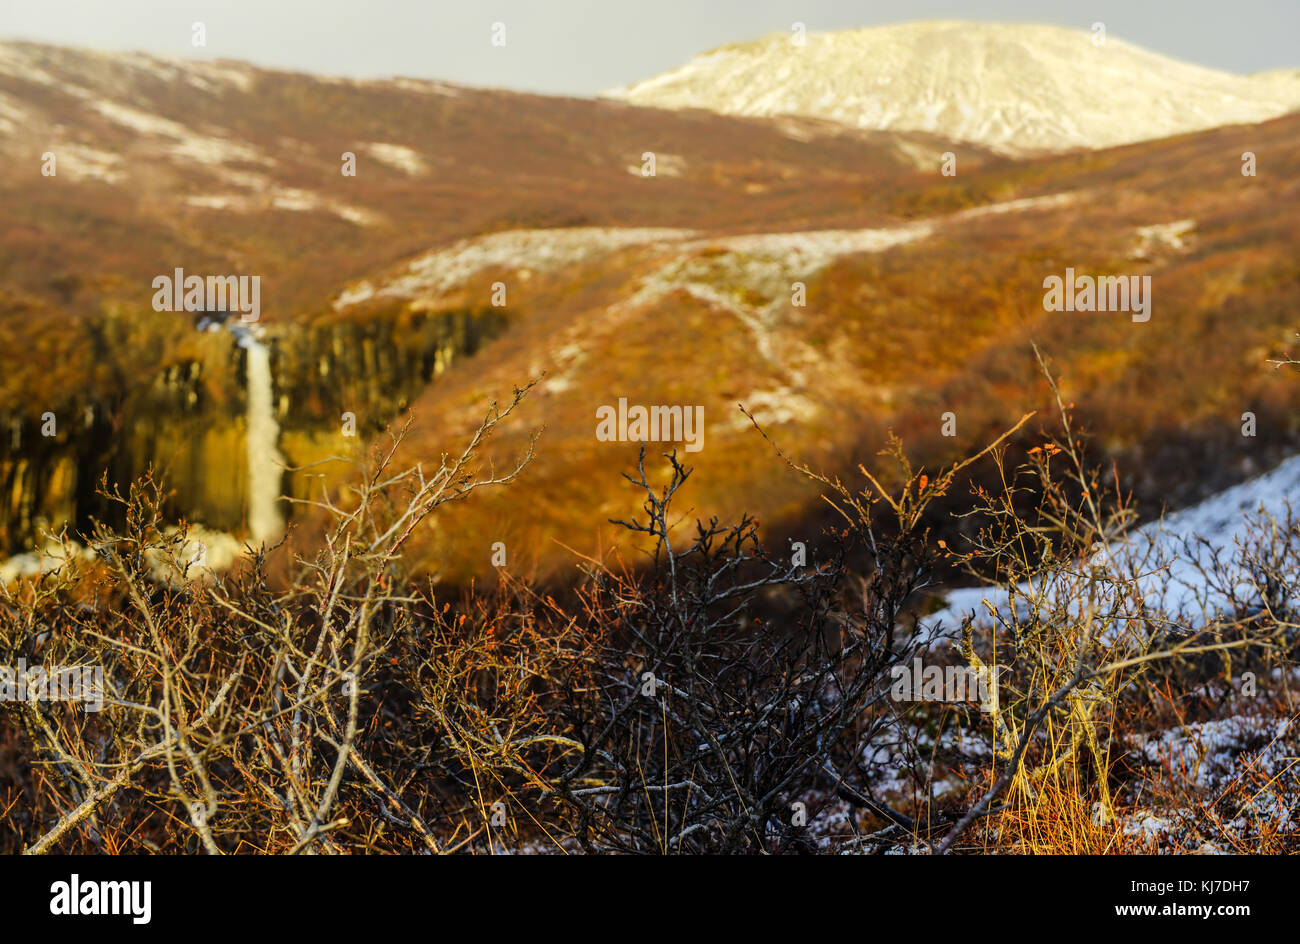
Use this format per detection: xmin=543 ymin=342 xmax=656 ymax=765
xmin=0 ymin=39 xmax=1296 ymax=587
xmin=0 ymin=39 xmax=989 ymax=550
xmin=358 ymin=111 xmax=1300 ymax=583
xmin=0 ymin=38 xmax=975 ymax=327
xmin=607 ymin=22 xmax=1300 ymax=154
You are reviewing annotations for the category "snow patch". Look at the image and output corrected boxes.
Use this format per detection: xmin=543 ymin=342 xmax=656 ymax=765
xmin=336 ymin=227 xmax=694 ymax=309
xmin=731 ymin=387 xmax=820 ymax=429
xmin=186 ymin=195 xmax=242 ymax=210
xmin=90 ymin=99 xmax=187 ymax=136
xmin=56 ymin=143 xmax=125 ymax=183
xmin=270 ymin=187 xmax=320 ymax=212
xmin=1129 ymin=715 xmax=1293 ymax=791
xmin=88 ymin=98 xmax=269 ymax=167
xmin=363 ymin=142 xmax=428 ymax=175
xmin=927 ymin=452 xmax=1300 ymax=638
xmin=1131 ymin=219 xmax=1197 ymax=259
xmin=389 ymin=77 xmax=462 ymax=97
xmin=0 ymin=93 xmax=28 ymax=134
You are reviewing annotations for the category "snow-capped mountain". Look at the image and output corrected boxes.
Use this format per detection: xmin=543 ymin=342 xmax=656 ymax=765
xmin=607 ymin=21 xmax=1300 ymax=154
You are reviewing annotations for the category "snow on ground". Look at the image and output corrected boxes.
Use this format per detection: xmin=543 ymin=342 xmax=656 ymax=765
xmin=611 ymin=193 xmax=1075 ymax=385
xmin=89 ymin=98 xmax=270 ymax=167
xmin=1128 ymin=714 xmax=1293 ymax=791
xmin=927 ymin=452 xmax=1300 ymax=639
xmin=0 ymin=44 xmax=61 ymax=87
xmin=332 ymin=189 xmax=1079 ymax=314
xmin=177 ymin=61 xmax=257 ymax=94
xmin=50 ymin=143 xmax=124 ymax=183
xmin=185 ymin=184 xmax=377 ymax=225
xmin=954 ymin=192 xmax=1077 ymax=219
xmin=168 ymin=132 xmax=266 ymax=166
xmin=0 ymin=42 xmax=256 ymax=95
xmin=332 ymin=204 xmax=381 ymax=226
xmin=89 ymin=99 xmax=187 ymax=137
xmin=725 ymin=386 xmax=820 ymax=430
xmin=1 ymin=528 xmax=249 ymax=586
xmin=185 ymin=195 xmax=241 ymax=210
xmin=388 ymin=78 xmax=461 ymax=97
xmin=0 ymin=539 xmax=94 ymax=584
xmin=0 ymin=92 xmax=27 ymax=134
xmin=333 ymin=227 xmax=696 ymax=310
xmin=363 ymin=142 xmax=428 ymax=175
xmin=1131 ymin=219 xmax=1197 ymax=259
xmin=270 ymin=187 xmax=321 ymax=212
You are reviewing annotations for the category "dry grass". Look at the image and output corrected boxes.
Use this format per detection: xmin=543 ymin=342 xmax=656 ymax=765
xmin=2 ymin=355 xmax=1293 ymax=854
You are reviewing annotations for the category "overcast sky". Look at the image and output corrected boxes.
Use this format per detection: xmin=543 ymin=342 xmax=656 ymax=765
xmin=3 ymin=1 xmax=1297 ymax=95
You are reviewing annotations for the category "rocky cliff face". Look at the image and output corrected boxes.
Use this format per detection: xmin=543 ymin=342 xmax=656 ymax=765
xmin=0 ymin=309 xmax=503 ymax=553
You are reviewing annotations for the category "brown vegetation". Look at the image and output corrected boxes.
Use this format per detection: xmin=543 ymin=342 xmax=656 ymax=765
xmin=3 ymin=368 xmax=1293 ymax=854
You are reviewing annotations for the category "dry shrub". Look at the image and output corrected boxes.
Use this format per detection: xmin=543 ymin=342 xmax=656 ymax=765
xmin=2 ymin=357 xmax=1294 ymax=854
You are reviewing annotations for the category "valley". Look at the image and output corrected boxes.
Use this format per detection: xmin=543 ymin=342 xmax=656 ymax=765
xmin=0 ymin=29 xmax=1296 ymax=584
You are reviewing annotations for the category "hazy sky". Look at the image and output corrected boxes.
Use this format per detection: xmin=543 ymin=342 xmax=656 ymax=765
xmin=3 ymin=1 xmax=1297 ymax=95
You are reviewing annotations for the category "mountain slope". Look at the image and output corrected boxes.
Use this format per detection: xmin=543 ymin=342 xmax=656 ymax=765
xmin=607 ymin=21 xmax=1300 ymax=153
xmin=353 ymin=110 xmax=1300 ymax=582
xmin=0 ymin=40 xmax=997 ymax=396
xmin=0 ymin=41 xmax=998 ymax=299
xmin=0 ymin=40 xmax=994 ymax=551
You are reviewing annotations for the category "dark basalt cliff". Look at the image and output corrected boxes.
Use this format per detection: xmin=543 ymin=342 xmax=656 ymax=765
xmin=0 ymin=308 xmax=504 ymax=553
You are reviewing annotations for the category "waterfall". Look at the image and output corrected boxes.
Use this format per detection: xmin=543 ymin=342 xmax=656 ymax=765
xmin=234 ymin=327 xmax=285 ymax=544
